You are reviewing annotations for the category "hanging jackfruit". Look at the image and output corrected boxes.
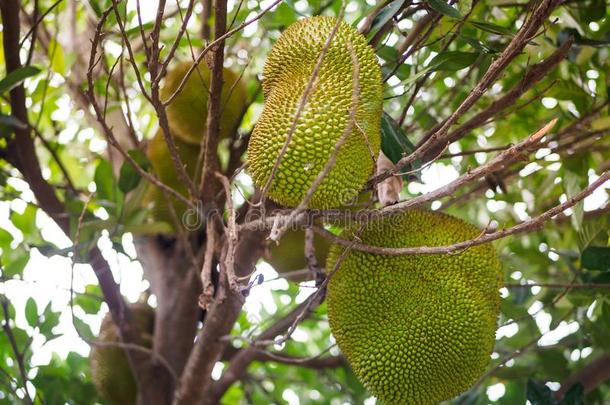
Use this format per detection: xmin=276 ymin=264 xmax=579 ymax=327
xmin=247 ymin=16 xmax=382 ymax=208
xmin=145 ymin=129 xmax=201 ymax=228
xmin=326 ymin=209 xmax=502 ymax=405
xmin=89 ymin=303 xmax=155 ymax=405
xmin=159 ymin=61 xmax=247 ymax=145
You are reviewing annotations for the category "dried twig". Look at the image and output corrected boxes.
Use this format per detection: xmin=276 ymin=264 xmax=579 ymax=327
xmin=197 ymin=0 xmax=228 ymax=201
xmin=314 ymin=169 xmax=610 ymax=255
xmin=304 ymin=227 xmax=321 ymax=283
xmin=215 ymin=172 xmax=240 ymax=291
xmin=506 ymin=283 xmax=610 ymax=289
xmin=85 ymin=8 xmax=195 ymax=211
xmin=377 ymin=119 xmax=557 ymax=217
xmin=370 ymin=0 xmax=561 ymax=187
xmin=163 ymin=0 xmax=283 ymax=106
xmin=199 ymin=220 xmax=217 ymax=310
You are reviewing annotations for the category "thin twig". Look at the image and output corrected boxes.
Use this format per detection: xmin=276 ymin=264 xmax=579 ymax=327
xmin=199 ymin=219 xmax=217 ymax=310
xmin=370 ymin=0 xmax=561 ymax=187
xmin=314 ymin=169 xmax=610 ymax=256
xmin=163 ymin=0 xmax=283 ymax=107
xmin=85 ymin=8 xmax=195 ymax=210
xmin=377 ymin=119 xmax=557 ymax=217
xmin=215 ymin=172 xmax=240 ymax=291
xmin=506 ymin=283 xmax=610 ymax=289
xmin=0 ymin=296 xmax=33 ymax=405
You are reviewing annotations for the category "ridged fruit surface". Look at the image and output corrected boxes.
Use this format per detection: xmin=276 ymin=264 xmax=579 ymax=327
xmin=326 ymin=209 xmax=503 ymax=405
xmin=247 ymin=16 xmax=382 ymax=208
xmin=89 ymin=303 xmax=155 ymax=405
xmin=146 ymin=129 xmax=201 ymax=228
xmin=160 ymin=61 xmax=247 ymax=144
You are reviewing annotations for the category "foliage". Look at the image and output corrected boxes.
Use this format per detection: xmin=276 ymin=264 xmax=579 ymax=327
xmin=0 ymin=0 xmax=609 ymax=404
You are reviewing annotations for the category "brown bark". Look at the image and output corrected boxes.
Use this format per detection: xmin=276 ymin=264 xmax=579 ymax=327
xmin=557 ymin=354 xmax=610 ymax=399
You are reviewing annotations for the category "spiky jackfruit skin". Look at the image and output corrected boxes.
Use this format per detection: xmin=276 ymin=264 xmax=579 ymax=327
xmin=90 ymin=303 xmax=155 ymax=405
xmin=160 ymin=62 xmax=247 ymax=144
xmin=247 ymin=16 xmax=382 ymax=208
xmin=267 ymin=228 xmax=330 ymax=280
xmin=326 ymin=210 xmax=503 ymax=405
xmin=146 ymin=129 xmax=201 ymax=228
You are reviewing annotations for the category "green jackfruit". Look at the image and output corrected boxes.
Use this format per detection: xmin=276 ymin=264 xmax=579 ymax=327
xmin=160 ymin=61 xmax=247 ymax=145
xmin=267 ymin=228 xmax=330 ymax=280
xmin=90 ymin=303 xmax=155 ymax=405
xmin=247 ymin=16 xmax=382 ymax=208
xmin=326 ymin=210 xmax=502 ymax=405
xmin=146 ymin=129 xmax=201 ymax=228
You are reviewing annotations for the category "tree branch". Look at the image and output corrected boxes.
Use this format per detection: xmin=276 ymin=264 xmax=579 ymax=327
xmin=369 ymin=0 xmax=562 ymax=187
xmin=207 ymin=298 xmax=325 ymax=402
xmin=197 ymin=0 xmax=227 ymax=201
xmin=252 ymin=351 xmax=345 ymax=369
xmin=420 ymin=38 xmax=572 ymax=162
xmin=173 ymin=212 xmax=266 ymax=404
xmin=557 ymin=354 xmax=610 ymax=399
xmin=314 ymin=170 xmax=610 ymax=256
xmin=0 ymin=3 xmax=164 ymax=402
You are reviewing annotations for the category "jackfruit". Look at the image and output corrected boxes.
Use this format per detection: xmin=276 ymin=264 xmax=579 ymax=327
xmin=90 ymin=303 xmax=155 ymax=405
xmin=326 ymin=209 xmax=502 ymax=405
xmin=160 ymin=61 xmax=247 ymax=145
xmin=266 ymin=228 xmax=330 ymax=280
xmin=146 ymin=129 xmax=201 ymax=228
xmin=247 ymin=16 xmax=382 ymax=208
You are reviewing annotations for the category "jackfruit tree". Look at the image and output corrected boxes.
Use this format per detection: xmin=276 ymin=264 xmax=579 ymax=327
xmin=1 ymin=1 xmax=609 ymax=405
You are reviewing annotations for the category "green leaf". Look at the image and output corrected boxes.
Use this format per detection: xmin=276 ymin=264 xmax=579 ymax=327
xmin=380 ymin=112 xmax=420 ymax=179
xmin=469 ymin=20 xmax=514 ymax=36
xmin=580 ymin=0 xmax=606 ymax=23
xmin=526 ymin=379 xmax=555 ymax=405
xmin=74 ymin=285 xmax=103 ymax=315
xmin=10 ymin=204 xmax=38 ymax=236
xmin=428 ymin=51 xmax=480 ymax=71
xmin=94 ymin=159 xmax=117 ymax=202
xmin=400 ymin=66 xmax=432 ymax=86
xmin=72 ymin=317 xmax=94 ymax=341
xmin=427 ymin=0 xmax=462 ymax=19
xmin=578 ymin=214 xmax=608 ymax=250
xmin=25 ymin=298 xmax=38 ymax=327
xmin=118 ymin=149 xmax=151 ymax=194
xmin=39 ymin=303 xmax=61 ymax=339
xmin=561 ymin=382 xmax=584 ymax=405
xmin=581 ymin=246 xmax=610 ymax=271
xmin=0 ymin=228 xmax=13 ymax=249
xmin=498 ymin=381 xmax=527 ymax=405
xmin=123 ymin=221 xmax=174 ymax=235
xmin=3 ymin=250 xmax=30 ymax=277
xmin=367 ymin=0 xmax=405 ymax=38
xmin=563 ymin=171 xmax=584 ymax=231
xmin=377 ymin=45 xmax=399 ymax=62
xmin=0 ymin=66 xmax=41 ymax=95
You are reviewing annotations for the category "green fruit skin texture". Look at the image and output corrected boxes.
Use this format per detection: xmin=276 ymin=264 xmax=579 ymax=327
xmin=326 ymin=210 xmax=503 ymax=405
xmin=159 ymin=61 xmax=247 ymax=145
xmin=247 ymin=16 xmax=382 ymax=208
xmin=89 ymin=304 xmax=155 ymax=405
xmin=146 ymin=129 xmax=201 ymax=227
xmin=267 ymin=228 xmax=330 ymax=278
